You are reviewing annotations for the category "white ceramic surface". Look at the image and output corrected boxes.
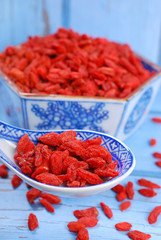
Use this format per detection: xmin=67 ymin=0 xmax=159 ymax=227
xmin=0 ymin=121 xmax=135 ymax=197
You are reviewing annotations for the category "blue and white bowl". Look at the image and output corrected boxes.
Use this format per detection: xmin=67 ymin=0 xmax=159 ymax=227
xmin=0 ymin=55 xmax=161 ymax=140
xmin=0 ymin=121 xmax=135 ymax=197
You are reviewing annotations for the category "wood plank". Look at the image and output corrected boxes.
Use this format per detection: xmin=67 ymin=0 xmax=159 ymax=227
xmin=0 ymin=0 xmax=62 ymax=52
xmin=70 ymin=0 xmax=161 ymax=64
xmin=0 ymin=172 xmax=160 ymax=239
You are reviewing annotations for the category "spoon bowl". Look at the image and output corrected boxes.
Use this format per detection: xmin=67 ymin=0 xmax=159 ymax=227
xmin=0 ymin=121 xmax=135 ymax=197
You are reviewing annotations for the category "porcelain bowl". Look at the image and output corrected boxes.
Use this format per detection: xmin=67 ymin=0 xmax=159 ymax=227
xmin=0 ymin=56 xmax=161 ymax=140
xmin=0 ymin=121 xmax=135 ymax=197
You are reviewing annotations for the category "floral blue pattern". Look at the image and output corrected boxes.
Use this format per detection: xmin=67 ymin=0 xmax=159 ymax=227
xmin=124 ymin=87 xmax=153 ymax=134
xmin=31 ymin=102 xmax=109 ymax=132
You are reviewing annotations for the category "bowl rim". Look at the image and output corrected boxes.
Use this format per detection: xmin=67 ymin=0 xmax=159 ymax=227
xmin=0 ymin=53 xmax=161 ymax=102
xmin=0 ymin=127 xmax=136 ymax=195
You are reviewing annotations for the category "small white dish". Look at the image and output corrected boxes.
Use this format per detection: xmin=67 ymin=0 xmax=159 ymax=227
xmin=0 ymin=121 xmax=135 ymax=197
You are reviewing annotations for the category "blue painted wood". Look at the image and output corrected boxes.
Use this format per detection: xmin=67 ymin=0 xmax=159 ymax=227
xmin=0 ymin=171 xmax=161 ymax=239
xmin=0 ymin=0 xmax=62 ymax=52
xmin=70 ymin=0 xmax=161 ymax=64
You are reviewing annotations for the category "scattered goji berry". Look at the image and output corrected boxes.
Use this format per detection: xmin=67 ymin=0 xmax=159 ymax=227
xmin=127 ymin=230 xmax=151 ymax=240
xmin=100 ymin=202 xmax=113 ymax=219
xmin=115 ymin=222 xmax=132 ymax=231
xmin=151 ymin=117 xmax=161 ymax=123
xmin=76 ymin=227 xmax=89 ymax=240
xmin=28 ymin=213 xmax=38 ymax=231
xmin=67 ymin=221 xmax=85 ymax=232
xmin=116 ymin=191 xmax=127 ymax=202
xmin=148 ymin=206 xmax=161 ymax=224
xmin=11 ymin=174 xmax=22 ymax=188
xmin=138 ymin=188 xmax=157 ymax=197
xmin=149 ymin=138 xmax=157 ymax=146
xmin=138 ymin=178 xmax=160 ymax=189
xmin=126 ymin=181 xmax=135 ymax=199
xmin=153 ymin=152 xmax=161 ymax=159
xmin=26 ymin=188 xmax=41 ymax=204
xmin=155 ymin=161 xmax=161 ymax=168
xmin=0 ymin=164 xmax=8 ymax=178
xmin=39 ymin=193 xmax=61 ymax=204
xmin=73 ymin=207 xmax=99 ymax=219
xmin=39 ymin=198 xmax=54 ymax=212
xmin=77 ymin=217 xmax=98 ymax=227
xmin=120 ymin=201 xmax=131 ymax=211
xmin=112 ymin=184 xmax=126 ymax=193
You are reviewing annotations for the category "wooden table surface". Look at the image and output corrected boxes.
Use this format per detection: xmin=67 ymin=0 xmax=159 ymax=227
xmin=0 ymin=88 xmax=161 ymax=240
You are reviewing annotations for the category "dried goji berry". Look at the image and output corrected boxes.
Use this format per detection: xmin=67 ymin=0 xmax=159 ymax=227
xmin=94 ymin=167 xmax=119 ymax=178
xmin=62 ymin=156 xmax=88 ymax=173
xmin=127 ymin=230 xmax=151 ymax=240
xmin=0 ymin=165 xmax=8 ymax=178
xmin=77 ymin=227 xmax=89 ymax=240
xmin=67 ymin=164 xmax=77 ymax=182
xmin=115 ymin=222 xmax=132 ymax=231
xmin=86 ymin=157 xmax=106 ymax=169
xmin=77 ymin=217 xmax=98 ymax=227
xmin=153 ymin=152 xmax=161 ymax=159
xmin=39 ymin=198 xmax=54 ymax=212
xmin=84 ymin=145 xmax=112 ymax=163
xmin=100 ymin=202 xmax=113 ymax=219
xmin=21 ymin=165 xmax=32 ymax=176
xmin=116 ymin=191 xmax=127 ymax=202
xmin=73 ymin=207 xmax=99 ymax=219
xmin=126 ymin=181 xmax=134 ymax=199
xmin=28 ymin=213 xmax=38 ymax=231
xmin=151 ymin=117 xmax=161 ymax=123
xmin=112 ymin=184 xmax=126 ymax=193
xmin=148 ymin=206 xmax=161 ymax=224
xmin=17 ymin=134 xmax=30 ymax=154
xmin=50 ymin=151 xmax=63 ymax=175
xmin=107 ymin=160 xmax=118 ymax=170
xmin=155 ymin=161 xmax=161 ymax=168
xmin=67 ymin=221 xmax=85 ymax=232
xmin=11 ymin=174 xmax=22 ymax=188
xmin=35 ymin=172 xmax=62 ymax=186
xmin=138 ymin=188 xmax=157 ymax=197
xmin=39 ymin=193 xmax=61 ymax=204
xmin=120 ymin=201 xmax=131 ymax=211
xmin=83 ymin=137 xmax=102 ymax=148
xmin=77 ymin=168 xmax=103 ymax=185
xmin=149 ymin=138 xmax=157 ymax=146
xmin=138 ymin=178 xmax=160 ymax=189
xmin=31 ymin=165 xmax=49 ymax=179
xmin=26 ymin=188 xmax=41 ymax=204
xmin=66 ymin=180 xmax=80 ymax=187
xmin=39 ymin=132 xmax=61 ymax=146
xmin=60 ymin=130 xmax=77 ymax=143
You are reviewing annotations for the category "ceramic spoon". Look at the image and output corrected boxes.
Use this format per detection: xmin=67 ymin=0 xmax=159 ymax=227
xmin=0 ymin=121 xmax=135 ymax=197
